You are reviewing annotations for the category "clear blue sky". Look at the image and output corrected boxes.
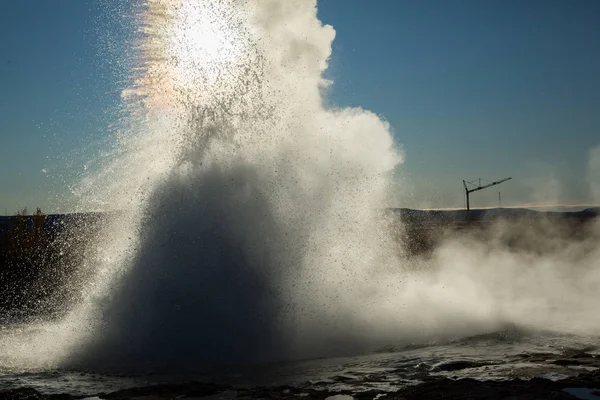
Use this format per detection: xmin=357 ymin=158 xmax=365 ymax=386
xmin=1 ymin=0 xmax=600 ymax=214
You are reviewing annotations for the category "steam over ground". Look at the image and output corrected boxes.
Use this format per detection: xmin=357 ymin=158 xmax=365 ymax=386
xmin=0 ymin=0 xmax=599 ymax=373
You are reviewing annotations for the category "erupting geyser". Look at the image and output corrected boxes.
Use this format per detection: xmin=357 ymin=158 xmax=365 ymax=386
xmin=61 ymin=0 xmax=403 ymax=369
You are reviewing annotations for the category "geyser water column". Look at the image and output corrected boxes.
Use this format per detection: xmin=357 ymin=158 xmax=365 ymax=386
xmin=60 ymin=0 xmax=402 ymax=369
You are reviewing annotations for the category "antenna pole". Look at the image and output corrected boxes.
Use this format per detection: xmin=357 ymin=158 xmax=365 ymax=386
xmin=463 ymin=180 xmax=470 ymax=211
xmin=463 ymin=177 xmax=512 ymax=211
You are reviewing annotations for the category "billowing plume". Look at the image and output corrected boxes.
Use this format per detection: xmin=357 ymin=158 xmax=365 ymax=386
xmin=59 ymin=0 xmax=402 ymax=369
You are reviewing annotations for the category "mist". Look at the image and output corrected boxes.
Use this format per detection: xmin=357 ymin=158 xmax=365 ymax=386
xmin=56 ymin=0 xmax=600 ymax=370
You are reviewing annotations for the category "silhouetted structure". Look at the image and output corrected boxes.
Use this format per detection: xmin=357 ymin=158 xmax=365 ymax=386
xmin=463 ymin=177 xmax=512 ymax=211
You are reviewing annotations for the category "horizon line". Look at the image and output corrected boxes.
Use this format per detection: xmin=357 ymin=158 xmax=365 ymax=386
xmin=1 ymin=203 xmax=599 ymax=217
xmin=406 ymin=203 xmax=600 ymax=211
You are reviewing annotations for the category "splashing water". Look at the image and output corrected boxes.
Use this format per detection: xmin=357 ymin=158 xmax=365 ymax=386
xmin=2 ymin=0 xmax=600 ymax=374
xmin=76 ymin=0 xmax=407 ymax=368
xmin=2 ymin=0 xmax=403 ymax=371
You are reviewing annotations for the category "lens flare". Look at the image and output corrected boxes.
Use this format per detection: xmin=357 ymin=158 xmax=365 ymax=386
xmin=168 ymin=1 xmax=245 ymax=87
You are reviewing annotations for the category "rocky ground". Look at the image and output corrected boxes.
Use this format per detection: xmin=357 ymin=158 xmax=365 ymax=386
xmin=2 ymin=349 xmax=600 ymax=400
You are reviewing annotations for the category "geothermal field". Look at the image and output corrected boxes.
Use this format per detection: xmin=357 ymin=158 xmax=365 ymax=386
xmin=1 ymin=0 xmax=600 ymax=399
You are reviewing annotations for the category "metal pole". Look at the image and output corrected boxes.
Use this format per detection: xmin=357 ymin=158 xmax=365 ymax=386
xmin=466 ymin=188 xmax=470 ymax=211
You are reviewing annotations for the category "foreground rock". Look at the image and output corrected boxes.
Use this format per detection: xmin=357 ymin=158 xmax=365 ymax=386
xmin=4 ymin=348 xmax=600 ymax=399
xmin=4 ymin=373 xmax=600 ymax=400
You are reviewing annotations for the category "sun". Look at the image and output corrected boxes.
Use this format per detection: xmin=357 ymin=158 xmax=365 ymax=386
xmin=167 ymin=1 xmax=242 ymax=87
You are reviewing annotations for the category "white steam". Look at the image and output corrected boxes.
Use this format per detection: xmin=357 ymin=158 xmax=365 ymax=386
xmin=522 ymin=161 xmax=562 ymax=206
xmin=61 ymin=0 xmax=404 ymax=369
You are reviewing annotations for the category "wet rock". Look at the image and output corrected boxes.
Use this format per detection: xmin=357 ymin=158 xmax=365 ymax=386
xmin=0 ymin=387 xmax=75 ymax=400
xmin=433 ymin=360 xmax=495 ymax=372
xmin=331 ymin=374 xmax=360 ymax=382
xmin=0 ymin=388 xmax=44 ymax=400
xmin=551 ymin=358 xmax=595 ymax=366
xmin=102 ymin=382 xmax=228 ymax=399
xmin=510 ymin=350 xmax=600 ymax=374
xmin=388 ymin=378 xmax=576 ymax=400
xmin=6 ymin=368 xmax=600 ymax=400
xmin=223 ymin=376 xmax=600 ymax=399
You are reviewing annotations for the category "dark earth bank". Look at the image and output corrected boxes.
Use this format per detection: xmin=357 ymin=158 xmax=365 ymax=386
xmin=1 ymin=208 xmax=597 ymax=320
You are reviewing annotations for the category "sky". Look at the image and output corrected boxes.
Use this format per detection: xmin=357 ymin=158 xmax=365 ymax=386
xmin=1 ymin=0 xmax=599 ymax=214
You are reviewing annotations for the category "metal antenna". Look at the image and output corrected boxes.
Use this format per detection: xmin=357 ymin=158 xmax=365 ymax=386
xmin=463 ymin=177 xmax=512 ymax=211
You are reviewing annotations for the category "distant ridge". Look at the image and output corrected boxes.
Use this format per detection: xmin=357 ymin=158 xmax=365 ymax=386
xmin=581 ymin=207 xmax=600 ymax=215
xmin=1 ymin=208 xmax=597 ymax=235
xmin=389 ymin=207 xmax=598 ymax=224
